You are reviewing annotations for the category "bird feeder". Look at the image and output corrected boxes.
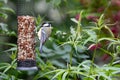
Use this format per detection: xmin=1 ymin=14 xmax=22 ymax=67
xmin=17 ymin=0 xmax=37 ymax=70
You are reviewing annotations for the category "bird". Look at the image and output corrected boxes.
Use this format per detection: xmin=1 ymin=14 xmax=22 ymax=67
xmin=37 ymin=22 xmax=52 ymax=53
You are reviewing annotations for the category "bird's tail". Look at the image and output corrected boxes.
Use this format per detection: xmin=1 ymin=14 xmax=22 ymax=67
xmin=39 ymin=42 xmax=43 ymax=53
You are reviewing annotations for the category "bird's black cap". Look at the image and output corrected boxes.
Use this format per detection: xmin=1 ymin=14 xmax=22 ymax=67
xmin=41 ymin=22 xmax=51 ymax=27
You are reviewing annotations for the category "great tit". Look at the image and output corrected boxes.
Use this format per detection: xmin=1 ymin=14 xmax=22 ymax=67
xmin=37 ymin=22 xmax=52 ymax=53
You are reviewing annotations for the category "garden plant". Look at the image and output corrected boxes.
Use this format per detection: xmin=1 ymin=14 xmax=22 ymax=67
xmin=0 ymin=0 xmax=120 ymax=80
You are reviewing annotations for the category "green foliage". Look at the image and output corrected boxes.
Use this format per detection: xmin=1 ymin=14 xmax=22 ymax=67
xmin=34 ymin=60 xmax=120 ymax=80
xmin=0 ymin=0 xmax=14 ymax=19
xmin=46 ymin=0 xmax=66 ymax=7
xmin=0 ymin=23 xmax=16 ymax=36
xmin=0 ymin=0 xmax=16 ymax=36
xmin=33 ymin=13 xmax=120 ymax=80
xmin=0 ymin=0 xmax=120 ymax=80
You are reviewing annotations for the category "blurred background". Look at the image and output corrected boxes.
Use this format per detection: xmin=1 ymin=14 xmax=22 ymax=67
xmin=0 ymin=0 xmax=120 ymax=80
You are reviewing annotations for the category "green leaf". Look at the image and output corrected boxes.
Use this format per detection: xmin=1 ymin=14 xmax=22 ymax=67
xmin=35 ymin=15 xmax=42 ymax=26
xmin=0 ymin=23 xmax=8 ymax=31
xmin=104 ymin=25 xmax=114 ymax=38
xmin=98 ymin=14 xmax=104 ymax=27
xmin=112 ymin=70 xmax=120 ymax=74
xmin=62 ymin=71 xmax=68 ymax=80
xmin=3 ymin=65 xmax=11 ymax=73
xmin=40 ymin=69 xmax=61 ymax=77
xmin=0 ymin=42 xmax=16 ymax=47
xmin=0 ymin=7 xmax=15 ymax=13
xmin=98 ymin=72 xmax=111 ymax=80
xmin=98 ymin=38 xmax=115 ymax=42
xmin=0 ymin=63 xmax=10 ymax=70
xmin=4 ymin=47 xmax=17 ymax=52
xmin=71 ymin=18 xmax=78 ymax=24
xmin=78 ymin=60 xmax=91 ymax=67
xmin=83 ymin=77 xmax=95 ymax=80
xmin=51 ymin=0 xmax=61 ymax=7
xmin=99 ymin=48 xmax=113 ymax=57
xmin=11 ymin=59 xmax=17 ymax=65
xmin=0 ymin=66 xmax=8 ymax=70
xmin=46 ymin=0 xmax=51 ymax=2
xmin=51 ymin=70 xmax=65 ymax=80
xmin=83 ymin=30 xmax=97 ymax=45
xmin=102 ymin=66 xmax=120 ymax=71
xmin=0 ymin=0 xmax=8 ymax=4
xmin=0 ymin=72 xmax=8 ymax=79
xmin=112 ymin=60 xmax=120 ymax=65
xmin=9 ymin=31 xmax=17 ymax=36
xmin=71 ymin=71 xmax=87 ymax=77
xmin=116 ymin=46 xmax=120 ymax=52
xmin=0 ymin=12 xmax=8 ymax=19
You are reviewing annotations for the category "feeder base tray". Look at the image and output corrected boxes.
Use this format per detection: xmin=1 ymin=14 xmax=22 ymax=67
xmin=17 ymin=59 xmax=37 ymax=70
xmin=17 ymin=67 xmax=38 ymax=71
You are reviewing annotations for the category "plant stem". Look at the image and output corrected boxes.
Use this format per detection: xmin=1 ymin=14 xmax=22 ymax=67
xmin=70 ymin=49 xmax=73 ymax=66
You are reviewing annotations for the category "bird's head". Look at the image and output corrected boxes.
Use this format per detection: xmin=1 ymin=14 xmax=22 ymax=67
xmin=41 ymin=22 xmax=53 ymax=29
xmin=41 ymin=22 xmax=51 ymax=27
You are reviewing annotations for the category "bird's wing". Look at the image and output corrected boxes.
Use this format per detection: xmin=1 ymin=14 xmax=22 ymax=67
xmin=41 ymin=29 xmax=47 ymax=43
xmin=39 ymin=29 xmax=47 ymax=53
